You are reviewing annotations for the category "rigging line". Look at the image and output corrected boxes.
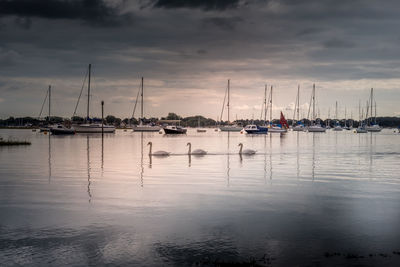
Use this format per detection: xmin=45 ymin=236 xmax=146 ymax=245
xmin=292 ymin=90 xmax=298 ymax=123
xmin=260 ymin=86 xmax=267 ymax=121
xmin=306 ymin=88 xmax=313 ymax=121
xmin=265 ymin=89 xmax=271 ymax=122
xmin=219 ymin=83 xmax=228 ymax=122
xmin=73 ymin=67 xmax=89 ymax=117
xmin=38 ymin=89 xmax=49 ymax=119
xmin=131 ymin=81 xmax=141 ymax=119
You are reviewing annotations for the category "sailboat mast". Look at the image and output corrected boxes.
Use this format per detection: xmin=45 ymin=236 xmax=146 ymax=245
xmin=48 ymin=85 xmax=51 ymax=123
xmin=87 ymin=64 xmax=91 ymax=120
xmin=264 ymin=84 xmax=267 ymax=124
xmin=227 ymin=79 xmax=230 ymax=123
xmin=297 ymin=85 xmax=300 ymax=121
xmin=370 ymin=88 xmax=373 ymax=125
xmin=374 ymin=101 xmax=377 ymax=124
xmin=335 ymin=101 xmax=338 ymax=122
xmin=141 ymin=77 xmax=144 ymax=120
xmin=312 ymin=84 xmax=315 ymax=124
xmin=270 ymin=86 xmax=273 ymax=123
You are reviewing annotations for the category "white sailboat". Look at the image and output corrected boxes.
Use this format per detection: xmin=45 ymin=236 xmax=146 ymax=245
xmin=219 ymin=79 xmax=243 ymax=132
xmin=356 ymin=100 xmax=367 ymax=133
xmin=307 ymin=84 xmax=326 ymax=132
xmin=73 ymin=64 xmax=116 ymax=133
xmin=132 ymin=77 xmax=160 ymax=132
xmin=332 ymin=101 xmax=343 ymax=131
xmin=365 ymin=88 xmax=382 ymax=132
xmin=197 ymin=117 xmax=207 ymax=133
xmin=292 ymin=85 xmax=305 ymax=131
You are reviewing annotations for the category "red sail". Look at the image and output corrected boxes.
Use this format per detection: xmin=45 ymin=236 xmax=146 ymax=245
xmin=280 ymin=111 xmax=289 ymax=129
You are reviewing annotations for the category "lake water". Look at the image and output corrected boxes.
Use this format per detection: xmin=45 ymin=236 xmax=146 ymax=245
xmin=1 ymin=129 xmax=400 ymax=266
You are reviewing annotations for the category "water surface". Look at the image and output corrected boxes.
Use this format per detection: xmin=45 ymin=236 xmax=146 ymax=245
xmin=1 ymin=129 xmax=400 ymax=266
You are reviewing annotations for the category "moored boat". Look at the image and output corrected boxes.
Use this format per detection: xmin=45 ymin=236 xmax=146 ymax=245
xmin=50 ymin=124 xmax=75 ymax=135
xmin=244 ymin=125 xmax=268 ymax=134
xmin=163 ymin=125 xmax=187 ymax=134
xmin=72 ymin=64 xmax=115 ymax=133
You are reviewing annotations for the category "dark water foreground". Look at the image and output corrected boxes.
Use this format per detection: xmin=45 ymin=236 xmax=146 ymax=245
xmin=0 ymin=129 xmax=399 ymax=266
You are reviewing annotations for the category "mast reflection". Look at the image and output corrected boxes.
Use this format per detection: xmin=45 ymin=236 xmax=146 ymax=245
xmin=296 ymin=132 xmax=300 ymax=179
xmin=140 ymin=132 xmax=144 ymax=187
xmin=48 ymin=134 xmax=51 ymax=182
xmin=227 ymin=132 xmax=230 ymax=186
xmin=312 ymin=133 xmax=316 ymax=181
xmin=87 ymin=136 xmax=92 ymax=202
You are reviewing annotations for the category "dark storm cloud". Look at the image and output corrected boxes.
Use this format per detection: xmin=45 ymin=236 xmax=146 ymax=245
xmin=0 ymin=0 xmax=132 ymax=26
xmin=202 ymin=16 xmax=243 ymax=31
xmin=151 ymin=0 xmax=241 ymax=11
xmin=1 ymin=0 xmax=400 ymax=117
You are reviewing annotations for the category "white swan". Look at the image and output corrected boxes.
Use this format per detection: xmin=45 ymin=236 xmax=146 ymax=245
xmin=147 ymin=142 xmax=170 ymax=156
xmin=238 ymin=143 xmax=256 ymax=155
xmin=187 ymin=142 xmax=207 ymax=155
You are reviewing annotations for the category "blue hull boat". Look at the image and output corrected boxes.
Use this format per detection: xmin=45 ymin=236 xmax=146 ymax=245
xmin=244 ymin=125 xmax=268 ymax=134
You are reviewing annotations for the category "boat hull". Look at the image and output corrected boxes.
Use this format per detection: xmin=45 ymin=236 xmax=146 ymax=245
xmin=74 ymin=124 xmax=115 ymax=133
xmin=244 ymin=125 xmax=268 ymax=134
xmin=356 ymin=127 xmax=367 ymax=133
xmin=164 ymin=128 xmax=187 ymax=134
xmin=132 ymin=126 xmax=161 ymax=132
xmin=268 ymin=127 xmax=287 ymax=133
xmin=292 ymin=126 xmax=305 ymax=131
xmin=50 ymin=128 xmax=75 ymax=135
xmin=366 ymin=126 xmax=382 ymax=132
xmin=220 ymin=126 xmax=243 ymax=132
xmin=308 ymin=126 xmax=326 ymax=132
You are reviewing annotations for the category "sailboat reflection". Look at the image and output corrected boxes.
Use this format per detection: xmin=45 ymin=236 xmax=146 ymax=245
xmin=87 ymin=136 xmax=92 ymax=202
xmin=227 ymin=132 xmax=230 ymax=186
xmin=140 ymin=133 xmax=144 ymax=187
xmin=188 ymin=154 xmax=192 ymax=167
xmin=264 ymin=135 xmax=267 ymax=182
xmin=312 ymin=133 xmax=316 ymax=181
xmin=269 ymin=135 xmax=273 ymax=180
xmin=296 ymin=132 xmax=300 ymax=179
xmin=101 ymin=133 xmax=104 ymax=177
xmin=48 ymin=134 xmax=52 ymax=182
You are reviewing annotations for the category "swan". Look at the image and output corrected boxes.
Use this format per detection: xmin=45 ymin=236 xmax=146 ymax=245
xmin=187 ymin=142 xmax=207 ymax=155
xmin=147 ymin=142 xmax=170 ymax=156
xmin=238 ymin=143 xmax=256 ymax=155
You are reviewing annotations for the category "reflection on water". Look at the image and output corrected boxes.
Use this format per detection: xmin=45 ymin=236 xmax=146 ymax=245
xmin=48 ymin=134 xmax=51 ymax=182
xmin=86 ymin=136 xmax=92 ymax=202
xmin=1 ymin=129 xmax=400 ymax=266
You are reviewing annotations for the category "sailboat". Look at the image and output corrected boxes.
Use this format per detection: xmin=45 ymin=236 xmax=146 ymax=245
xmin=197 ymin=117 xmax=207 ymax=133
xmin=73 ymin=64 xmax=115 ymax=133
xmin=219 ymin=80 xmax=243 ymax=132
xmin=132 ymin=77 xmax=160 ymax=132
xmin=356 ymin=100 xmax=367 ymax=133
xmin=365 ymin=88 xmax=382 ymax=132
xmin=292 ymin=85 xmax=305 ymax=131
xmin=307 ymin=84 xmax=326 ymax=132
xmin=244 ymin=85 xmax=268 ymax=134
xmin=267 ymin=85 xmax=287 ymax=133
xmin=332 ymin=101 xmax=343 ymax=131
xmin=38 ymin=85 xmax=52 ymax=132
xmin=343 ymin=107 xmax=351 ymax=130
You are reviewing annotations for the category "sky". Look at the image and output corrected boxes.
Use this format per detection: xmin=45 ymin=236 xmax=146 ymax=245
xmin=1 ymin=0 xmax=400 ymax=120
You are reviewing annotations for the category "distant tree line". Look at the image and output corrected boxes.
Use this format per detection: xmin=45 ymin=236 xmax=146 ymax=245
xmin=1 ymin=114 xmax=400 ymax=128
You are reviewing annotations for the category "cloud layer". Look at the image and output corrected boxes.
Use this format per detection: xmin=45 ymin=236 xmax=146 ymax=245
xmin=0 ymin=0 xmax=399 ymax=118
